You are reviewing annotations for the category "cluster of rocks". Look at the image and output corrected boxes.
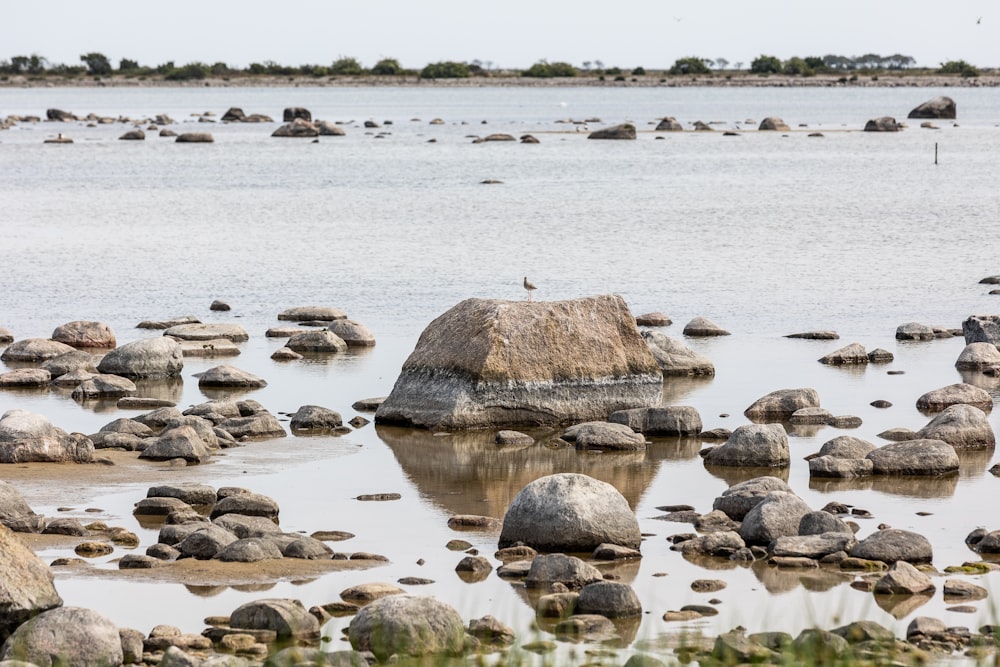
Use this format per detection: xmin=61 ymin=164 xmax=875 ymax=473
xmin=741 ymin=387 xmax=861 ymax=430
xmin=817 ymin=342 xmax=893 ymax=365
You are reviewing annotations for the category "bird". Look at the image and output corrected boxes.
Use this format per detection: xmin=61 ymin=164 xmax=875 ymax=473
xmin=523 ymin=276 xmax=537 ymax=301
xmin=977 ymin=16 xmax=982 ymax=24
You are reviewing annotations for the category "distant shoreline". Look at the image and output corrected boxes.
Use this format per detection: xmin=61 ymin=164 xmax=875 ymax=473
xmin=3 ymin=73 xmax=999 ymax=89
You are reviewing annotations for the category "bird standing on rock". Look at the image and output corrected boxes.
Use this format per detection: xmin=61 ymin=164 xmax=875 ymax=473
xmin=523 ymin=276 xmax=537 ymax=301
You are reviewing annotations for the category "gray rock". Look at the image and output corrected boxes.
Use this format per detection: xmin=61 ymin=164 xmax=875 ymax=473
xmin=316 ymin=120 xmax=346 ymax=136
xmin=744 ymin=388 xmax=820 ymax=422
xmin=789 ymin=407 xmax=833 ymax=425
xmin=164 ymin=323 xmax=248 ymax=342
xmin=0 ymin=607 xmax=121 ymax=666
xmin=868 ymin=348 xmax=894 ymax=363
xmin=815 ymin=435 xmax=877 ymax=459
xmin=818 ymin=343 xmax=869 ymax=365
xmin=864 ymin=116 xmax=900 ymax=132
xmin=455 ymin=555 xmax=492 ymax=576
xmin=593 ymin=543 xmax=642 ymax=560
xmin=943 ymin=578 xmax=987 ymax=600
xmin=907 ymin=96 xmax=956 ymax=119
xmin=771 ymin=533 xmax=856 ymax=559
xmin=739 ymin=491 xmax=812 ymax=546
xmin=587 ymin=123 xmax=636 ymax=140
xmin=866 ymin=439 xmax=959 ymax=475
xmin=712 ymin=628 xmax=776 ymax=662
xmin=197 ymin=365 xmax=266 ymax=388
xmin=831 ymin=619 xmax=895 ymax=643
xmin=136 ymin=315 xmax=199 ymax=330
xmin=211 ymin=492 xmax=279 ymax=520
xmin=676 ymin=531 xmax=746 ymax=557
xmin=712 ymin=476 xmax=791 ymax=520
xmin=498 ymin=473 xmax=641 ymax=551
xmin=230 ymin=598 xmax=320 ymax=640
xmin=283 ymin=107 xmax=312 ymax=122
xmin=963 ymin=315 xmax=1000 ymax=346
xmin=175 ymin=525 xmax=239 ymax=559
xmin=607 ymin=406 xmax=702 ymax=435
xmin=642 ymin=331 xmax=715 ymax=375
xmin=290 ymin=405 xmax=344 ymax=431
xmin=51 ymin=320 xmax=116 ymax=348
xmin=282 ymin=536 xmax=333 ymax=559
xmin=70 ymin=374 xmax=136 ymax=399
xmin=97 ymin=337 xmax=184 ymax=379
xmin=791 ymin=629 xmax=850 ymax=660
xmin=916 ymin=383 xmax=992 ymax=412
xmin=175 ymin=132 xmax=214 ymax=143
xmin=348 ymin=595 xmax=465 ymax=660
xmin=873 ymin=560 xmax=935 ymax=594
xmin=326 ymin=320 xmax=376 ymax=347
xmin=877 ymin=427 xmax=919 ymax=442
xmin=896 ymin=322 xmax=936 ymax=340
xmin=147 ymin=483 xmax=216 ymax=506
xmin=495 ymin=430 xmax=533 ymax=445
xmin=554 ymin=614 xmax=618 ymax=641
xmin=0 ymin=368 xmax=51 ymax=387
xmin=286 ymin=330 xmax=348 ymax=353
xmin=0 ymin=523 xmax=63 ymax=638
xmin=138 ymin=426 xmax=212 ymax=463
xmin=799 ymin=511 xmax=854 ymax=535
xmin=212 ymin=514 xmax=281 ymax=538
xmin=703 ymin=423 xmax=789 ymax=467
xmin=575 ymin=581 xmax=642 ymax=618
xmin=758 ymin=117 xmax=790 ymax=131
xmin=956 ymin=342 xmax=1000 ymax=370
xmin=271 ymin=118 xmax=319 ymax=137
xmin=118 ymin=554 xmax=162 ymax=569
xmin=809 ymin=456 xmax=874 ymax=477
xmin=565 ymin=422 xmax=645 ymax=450
xmin=906 ymin=616 xmax=946 ymax=639
xmin=524 ymin=554 xmax=604 ymax=590
xmin=849 ymin=528 xmax=933 ymax=563
xmin=916 ymin=404 xmax=995 ymax=449
xmin=0 ymin=409 xmax=94 ymax=464
xmin=682 ymin=316 xmax=730 ymax=337
xmin=40 ymin=350 xmax=99 ymax=377
xmin=340 ymin=582 xmax=406 ymax=603
xmin=635 ymin=312 xmax=671 ymax=326
xmin=1 ymin=338 xmax=76 ymax=362
xmin=214 ymin=537 xmax=284 ymax=562
xmin=216 ymin=412 xmax=286 ymax=440
xmin=785 ymin=331 xmax=840 ymax=340
xmin=0 ymin=481 xmax=36 ymax=525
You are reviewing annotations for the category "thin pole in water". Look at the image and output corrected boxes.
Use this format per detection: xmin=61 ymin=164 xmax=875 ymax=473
xmin=935 ymin=142 xmax=938 ymax=165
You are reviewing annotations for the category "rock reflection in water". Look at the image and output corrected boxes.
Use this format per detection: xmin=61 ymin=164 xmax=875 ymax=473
xmin=133 ymin=377 xmax=184 ymax=404
xmin=958 ymin=369 xmax=1000 ymax=395
xmin=751 ymin=560 xmax=853 ymax=594
xmin=376 ymin=425 xmax=700 ymax=519
xmin=874 ymin=592 xmax=932 ymax=619
xmin=809 ymin=474 xmax=959 ymax=498
xmin=659 ymin=375 xmax=714 ymax=406
xmin=704 ymin=464 xmax=790 ymax=487
xmin=958 ymin=448 xmax=993 ymax=478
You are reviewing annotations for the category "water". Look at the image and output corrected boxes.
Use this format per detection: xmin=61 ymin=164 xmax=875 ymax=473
xmin=3 ymin=85 xmax=1000 ymax=660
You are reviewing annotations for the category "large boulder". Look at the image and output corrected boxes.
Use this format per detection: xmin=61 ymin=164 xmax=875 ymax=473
xmin=277 ymin=306 xmax=346 ymax=322
xmin=498 ymin=473 xmax=640 ymax=551
xmin=138 ymin=425 xmax=213 ymax=463
xmin=325 ymin=320 xmax=376 ymax=347
xmin=607 ymin=406 xmax=702 ymax=435
xmin=229 ymin=598 xmax=320 ymax=640
xmin=1 ymin=338 xmax=75 ymax=362
xmin=51 ymin=321 xmax=116 ymax=348
xmin=0 ymin=410 xmax=94 ymax=463
xmin=641 ymin=331 xmax=714 ymax=375
xmin=286 ymin=331 xmax=347 ymax=354
xmin=758 ymin=117 xmax=790 ymax=131
xmin=818 ymin=343 xmax=869 ymax=365
xmin=916 ymin=383 xmax=992 ymax=412
xmin=866 ymin=439 xmax=959 ymax=475
xmin=375 ymin=296 xmax=662 ymax=429
xmin=524 ymin=554 xmax=604 ymax=590
xmin=40 ymin=350 xmax=98 ymax=378
xmin=915 ymin=404 xmax=995 ymax=449
xmin=703 ymin=423 xmax=789 ymax=467
xmin=907 ymin=96 xmax=956 ymax=119
xmin=712 ymin=476 xmax=791 ymax=520
xmin=588 ymin=123 xmax=636 ymax=140
xmin=849 ymin=528 xmax=932 ymax=564
xmin=0 ymin=523 xmax=63 ymax=639
xmin=348 ymin=595 xmax=465 ymax=661
xmin=864 ymin=117 xmax=900 ymax=132
xmin=97 ymin=337 xmax=183 ymax=379
xmin=0 ymin=607 xmax=122 ymax=666
xmin=575 ymin=581 xmax=642 ymax=618
xmin=271 ymin=118 xmax=319 ymax=138
xmin=962 ymin=315 xmax=1000 ymax=345
xmin=955 ymin=342 xmax=1000 ymax=370
xmin=197 ymin=365 xmax=267 ymax=388
xmin=814 ymin=435 xmax=876 ymax=459
xmin=655 ymin=117 xmax=683 ymax=131
xmin=70 ymin=374 xmax=136 ymax=400
xmin=873 ymin=561 xmax=935 ymax=594
xmin=738 ymin=491 xmax=812 ymax=545
xmin=283 ymin=107 xmax=312 ymax=122
xmin=744 ymin=388 xmax=820 ymax=422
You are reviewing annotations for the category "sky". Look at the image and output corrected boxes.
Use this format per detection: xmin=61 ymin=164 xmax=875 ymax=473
xmin=1 ymin=0 xmax=995 ymax=71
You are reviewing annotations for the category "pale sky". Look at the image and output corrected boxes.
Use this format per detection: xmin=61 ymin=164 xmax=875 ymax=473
xmin=1 ymin=0 xmax=995 ymax=71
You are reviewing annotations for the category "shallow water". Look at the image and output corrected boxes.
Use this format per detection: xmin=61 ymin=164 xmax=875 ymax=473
xmin=3 ymin=85 xmax=1000 ymax=661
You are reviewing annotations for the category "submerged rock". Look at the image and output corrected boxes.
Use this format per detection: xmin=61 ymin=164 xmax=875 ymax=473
xmin=758 ymin=117 xmax=790 ymax=131
xmin=375 ymin=296 xmax=662 ymax=429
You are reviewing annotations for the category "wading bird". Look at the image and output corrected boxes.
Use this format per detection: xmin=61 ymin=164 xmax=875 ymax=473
xmin=523 ymin=276 xmax=537 ymax=301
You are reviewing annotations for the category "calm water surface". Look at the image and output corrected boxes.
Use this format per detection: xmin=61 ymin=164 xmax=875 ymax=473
xmin=2 ymin=85 xmax=1000 ymax=662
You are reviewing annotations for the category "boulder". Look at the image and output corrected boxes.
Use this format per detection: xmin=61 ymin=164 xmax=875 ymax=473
xmin=798 ymin=511 xmax=853 ymax=536
xmin=495 ymin=430 xmax=533 ymax=445
xmin=1 ymin=338 xmax=75 ymax=362
xmin=375 ymin=296 xmax=662 ymax=429
xmin=744 ymin=388 xmax=820 ymax=422
xmin=814 ymin=435 xmax=877 ymax=459
xmin=818 ymin=343 xmax=869 ymax=365
xmin=289 ymin=405 xmax=344 ymax=431
xmin=866 ymin=439 xmax=959 ymax=475
xmin=575 ymin=581 xmax=642 ymax=618
xmin=868 ymin=348 xmax=894 ymax=363
xmin=283 ymin=107 xmax=312 ymax=122
xmin=221 ymin=107 xmax=245 ymax=121
xmin=214 ymin=537 xmax=283 ymax=563
xmin=956 ymin=342 xmax=1000 ymax=370
xmin=809 ymin=456 xmax=873 ymax=478
xmin=676 ymin=531 xmax=745 ymax=558
xmin=136 ymin=315 xmax=200 ymax=330
xmin=138 ymin=425 xmax=212 ymax=463
xmin=51 ymin=321 xmax=116 ymax=348
xmin=962 ymin=315 xmax=1000 ymax=345
xmin=277 ymin=306 xmax=346 ymax=321
xmin=46 ymin=108 xmax=75 ymax=121
xmin=281 ymin=536 xmax=332 ymax=559
xmin=703 ymin=423 xmax=789 ymax=467
xmin=286 ymin=331 xmax=348 ymax=353
xmin=915 ymin=404 xmax=995 ymax=449
xmin=682 ymin=316 xmax=730 ymax=337
xmin=587 ymin=123 xmax=636 ymax=140
xmin=40 ymin=350 xmax=98 ymax=378
xmin=0 ymin=410 xmax=94 ymax=464
xmin=498 ymin=473 xmax=640 ymax=551
xmin=607 ymin=406 xmax=702 ymax=435
xmin=907 ymin=96 xmax=956 ymax=119
xmin=758 ymin=117 xmax=790 ymax=131
xmin=197 ymin=365 xmax=266 ymax=388
xmin=211 ymin=492 xmax=279 ymax=520
xmin=916 ymin=383 xmax=992 ymax=412
xmin=896 ymin=322 xmax=935 ymax=340
xmin=164 ymin=323 xmax=248 ymax=342
xmin=348 ymin=595 xmax=465 ymax=660
xmin=175 ymin=525 xmax=239 ymax=559
xmin=175 ymin=133 xmax=214 ymax=143
xmin=524 ymin=554 xmax=604 ymax=590
xmin=0 ymin=607 xmax=121 ymax=666
xmin=738 ymin=491 xmax=812 ymax=545
xmin=271 ymin=118 xmax=319 ymax=138
xmin=119 ymin=129 xmax=144 ymax=141
xmin=70 ymin=374 xmax=136 ymax=400
xmin=148 ymin=483 xmax=216 ymax=506
xmin=216 ymin=412 xmax=285 ymax=440
xmin=230 ymin=598 xmax=319 ymax=640
xmin=635 ymin=312 xmax=671 ymax=326
xmin=789 ymin=407 xmax=833 ymax=425
xmin=873 ymin=560 xmax=935 ymax=594
xmin=0 ymin=481 xmax=38 ymax=527
xmin=771 ymin=533 xmax=856 ymax=559
xmin=325 ymin=320 xmax=376 ymax=347
xmin=0 ymin=369 xmax=51 ymax=387
xmin=316 ymin=120 xmax=346 ymax=136
xmin=0 ymin=327 xmax=11 ymax=343
xmin=712 ymin=476 xmax=791 ymax=521
xmin=0 ymin=523 xmax=63 ymax=638
xmin=96 ymin=337 xmax=183 ymax=379
xmin=849 ymin=528 xmax=932 ymax=563
xmin=565 ymin=422 xmax=646 ymax=451
xmin=642 ymin=331 xmax=715 ymax=375
xmin=864 ymin=117 xmax=900 ymax=132
xmin=654 ymin=117 xmax=682 ymax=131
xmin=212 ymin=514 xmax=281 ymax=539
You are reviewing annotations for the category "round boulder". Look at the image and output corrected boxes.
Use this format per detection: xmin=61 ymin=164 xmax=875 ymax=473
xmin=498 ymin=473 xmax=640 ymax=551
xmin=703 ymin=423 xmax=789 ymax=467
xmin=654 ymin=117 xmax=682 ymax=131
xmin=197 ymin=365 xmax=267 ymax=388
xmin=866 ymin=439 xmax=959 ymax=475
xmin=895 ymin=322 xmax=935 ymax=340
xmin=289 ymin=405 xmax=344 ymax=431
xmin=744 ymin=388 xmax=820 ymax=422
xmin=864 ymin=117 xmax=900 ymax=132
xmin=642 ymin=331 xmax=715 ymax=376
xmin=576 ymin=581 xmax=641 ymax=618
xmin=907 ymin=96 xmax=956 ymax=120
xmin=758 ymin=117 xmax=790 ymax=131
xmin=325 ymin=320 xmax=376 ymax=347
xmin=815 ymin=435 xmax=876 ymax=459
xmin=607 ymin=406 xmax=702 ymax=435
xmin=348 ymin=595 xmax=466 ymax=661
xmin=818 ymin=343 xmax=869 ymax=365
xmin=0 ymin=606 xmax=122 ymax=667
xmin=1 ymin=338 xmax=75 ymax=362
xmin=849 ymin=528 xmax=932 ymax=564
xmin=712 ymin=476 xmax=791 ymax=520
xmin=97 ymin=337 xmax=183 ymax=379
xmin=286 ymin=330 xmax=348 ymax=353
xmin=682 ymin=316 xmax=730 ymax=337
xmin=587 ymin=123 xmax=636 ymax=140
xmin=738 ymin=491 xmax=812 ymax=546
xmin=915 ymin=404 xmax=995 ymax=449
xmin=524 ymin=554 xmax=604 ymax=590
xmin=955 ymin=342 xmax=1000 ymax=370
xmin=230 ymin=598 xmax=320 ymax=640
xmin=51 ymin=321 xmax=116 ymax=348
xmin=916 ymin=383 xmax=992 ymax=412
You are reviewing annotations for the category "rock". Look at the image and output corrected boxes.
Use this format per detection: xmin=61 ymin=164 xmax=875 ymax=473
xmin=809 ymin=456 xmax=874 ymax=477
xmin=286 ymin=330 xmax=348 ymax=354
xmin=818 ymin=343 xmax=869 ymax=365
xmin=495 ymin=430 xmax=533 ymax=445
xmin=289 ymin=405 xmax=344 ymax=431
xmin=943 ymin=578 xmax=988 ymax=600
xmin=917 ymin=383 xmax=992 ymax=412
xmin=119 ymin=129 xmax=144 ymax=141
xmin=642 ymin=331 xmax=715 ymax=375
xmin=164 ymin=323 xmax=248 ymax=342
xmin=815 ymin=435 xmax=877 ymax=459
xmin=758 ymin=117 xmax=790 ymax=131
xmin=873 ymin=560 xmax=935 ymax=594
xmin=133 ymin=496 xmax=192 ymax=516
xmin=587 ymin=123 xmax=636 ymax=140
xmin=554 ymin=614 xmax=618 ymax=641
xmin=916 ymin=404 xmax=994 ymax=449
xmin=197 ymin=365 xmax=266 ymax=388
xmin=625 ymin=654 xmax=669 ymax=667
xmin=71 ymin=374 xmax=136 ymax=400
xmin=315 ymin=120 xmax=346 ymax=136
xmin=789 ymin=407 xmax=833 ymax=425
xmin=277 ymin=306 xmax=346 ymax=322
xmin=0 ymin=410 xmax=94 ymax=464
xmin=348 ymin=595 xmax=465 ymax=661
xmin=270 ymin=347 xmax=302 ymax=361
xmin=214 ymin=537 xmax=284 ymax=562
xmin=896 ymin=322 xmax=936 ymax=340
xmin=799 ymin=511 xmax=854 ymax=535
xmin=136 ymin=315 xmax=199 ymax=330
xmin=221 ymin=107 xmax=245 ymax=121
xmin=956 ymin=342 xmax=1000 ymax=370
xmin=791 ymin=629 xmax=850 ymax=660
xmin=744 ymin=388 xmax=820 ymax=422
xmin=51 ymin=321 xmax=116 ymax=348
xmin=536 ymin=592 xmax=579 ymax=617
xmin=499 ymin=473 xmax=640 ymax=551
xmin=771 ymin=533 xmax=856 ymax=559
xmin=675 ymin=531 xmax=745 ymax=558
xmin=159 ymin=129 xmax=178 ymax=137
xmin=455 ymin=555 xmax=492 ymax=578
xmin=0 ymin=327 xmax=12 ymax=343
xmin=0 ymin=368 xmax=51 ymax=387
xmin=176 ymin=132 xmax=214 ymax=143
xmin=375 ymin=296 xmax=661 ymax=429
xmin=593 ymin=543 xmax=642 ymax=560
xmin=963 ymin=314 xmax=1000 ymax=346
xmin=340 ymin=582 xmax=406 ymax=603
xmin=906 ymin=616 xmax=946 ymax=639
xmin=703 ymin=423 xmax=789 ymax=467
xmin=468 ymin=615 xmax=515 ymax=647
xmin=654 ymin=117 xmax=683 ymax=131
xmin=785 ymin=331 xmax=839 ymax=340
xmin=118 ymin=554 xmax=162 ymax=569
xmin=524 ymin=554 xmax=604 ymax=590
xmin=283 ymin=107 xmax=312 ymax=122
xmin=712 ymin=476 xmax=791 ymax=520
xmin=138 ymin=425 xmax=212 ymax=463
xmin=575 ymin=581 xmax=642 ymax=618
xmin=868 ymin=348 xmax=894 ymax=363
xmin=682 ymin=316 xmax=730 ymax=337
xmin=271 ymin=118 xmax=319 ymax=137
xmin=0 ymin=523 xmax=63 ymax=637
xmin=565 ymin=421 xmax=646 ymax=451
xmin=352 ymin=397 xmax=386 ymax=412
xmin=175 ymin=525 xmax=239 ymax=559
xmin=866 ymin=439 xmax=959 ymax=475
xmin=739 ymin=491 xmax=812 ymax=545
xmin=0 ymin=607 xmax=122 ymax=666
xmin=230 ymin=598 xmax=319 ymax=640
xmin=325 ymin=320 xmax=376 ymax=347
xmin=216 ymin=411 xmax=286 ymax=440
xmin=282 ymin=536 xmax=333 ymax=559
xmin=864 ymin=117 xmax=900 ymax=132
xmin=212 ymin=514 xmax=281 ymax=539
xmin=635 ymin=312 xmax=671 ymax=326
xmin=147 ymin=483 xmax=216 ymax=506
xmin=712 ymin=628 xmax=776 ymax=662
xmin=211 ymin=492 xmax=279 ymax=520
xmin=849 ymin=528 xmax=932 ymax=563
xmin=877 ymin=427 xmax=919 ymax=442
xmin=40 ymin=350 xmax=99 ymax=378
xmin=1 ymin=338 xmax=75 ymax=362
xmin=446 ymin=515 xmax=499 ymax=529
xmin=831 ymin=619 xmax=895 ymax=643
xmin=97 ymin=337 xmax=183 ymax=379
xmin=46 ymin=108 xmax=75 ymax=121
xmin=608 ymin=406 xmax=702 ymax=435
xmin=908 ymin=96 xmax=956 ymax=119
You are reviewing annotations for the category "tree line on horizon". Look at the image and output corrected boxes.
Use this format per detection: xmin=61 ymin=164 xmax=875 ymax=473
xmin=0 ymin=52 xmax=984 ymax=81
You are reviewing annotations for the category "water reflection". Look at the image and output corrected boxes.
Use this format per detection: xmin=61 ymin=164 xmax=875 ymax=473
xmin=133 ymin=377 xmax=185 ymax=404
xmin=957 ymin=369 xmax=1000 ymax=395
xmin=703 ymin=465 xmax=790 ymax=487
xmin=659 ymin=376 xmax=714 ymax=406
xmin=809 ymin=474 xmax=959 ymax=498
xmin=873 ymin=593 xmax=932 ymax=619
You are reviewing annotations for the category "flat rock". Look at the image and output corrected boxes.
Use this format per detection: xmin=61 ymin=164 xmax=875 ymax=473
xmin=608 ymin=406 xmax=702 ymax=435
xmin=850 ymin=528 xmax=932 ymax=564
xmin=588 ymin=123 xmax=636 ymax=140
xmin=51 ymin=320 xmax=116 ymax=348
xmin=278 ymin=306 xmax=347 ymax=322
xmin=789 ymin=407 xmax=833 ymax=425
xmin=955 ymin=342 xmax=1000 ymax=370
xmin=286 ymin=330 xmax=348 ymax=353
xmin=866 ymin=439 xmax=959 ymax=475
xmin=0 ymin=369 xmax=51 ymax=387
xmin=164 ymin=323 xmax=248 ymax=342
xmin=635 ymin=312 xmax=671 ymax=326
xmin=771 ymin=533 xmax=857 ymax=559
xmin=566 ymin=421 xmax=646 ymax=450
xmin=137 ymin=315 xmax=199 ymax=329
xmin=197 ymin=365 xmax=266 ymax=388
xmin=785 ymin=331 xmax=839 ymax=340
